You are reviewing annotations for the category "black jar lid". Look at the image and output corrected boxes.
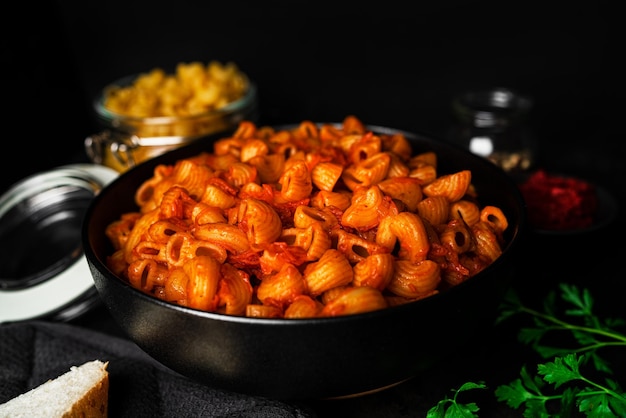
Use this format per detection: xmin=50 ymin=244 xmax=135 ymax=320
xmin=0 ymin=164 xmax=118 ymax=323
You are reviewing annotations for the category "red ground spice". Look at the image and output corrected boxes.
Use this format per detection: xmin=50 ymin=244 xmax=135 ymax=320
xmin=518 ymin=169 xmax=598 ymax=231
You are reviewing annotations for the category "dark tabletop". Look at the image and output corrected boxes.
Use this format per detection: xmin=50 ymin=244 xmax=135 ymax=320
xmin=2 ymin=2 xmax=624 ymax=417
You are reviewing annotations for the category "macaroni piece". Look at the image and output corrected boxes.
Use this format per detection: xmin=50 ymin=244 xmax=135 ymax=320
xmin=105 ymin=116 xmax=510 ymax=318
xmin=449 ymin=199 xmax=481 ymax=226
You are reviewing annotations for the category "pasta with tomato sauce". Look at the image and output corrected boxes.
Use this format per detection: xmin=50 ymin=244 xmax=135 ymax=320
xmin=105 ymin=116 xmax=509 ymax=318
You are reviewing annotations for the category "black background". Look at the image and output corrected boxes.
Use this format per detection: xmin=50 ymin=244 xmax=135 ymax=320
xmin=2 ymin=1 xmax=622 ymax=192
xmin=2 ymin=2 xmax=625 ymax=416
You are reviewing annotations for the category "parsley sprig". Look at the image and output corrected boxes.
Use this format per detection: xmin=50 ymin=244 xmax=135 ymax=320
xmin=495 ymin=353 xmax=626 ymax=417
xmin=497 ymin=283 xmax=626 ymax=372
xmin=426 ymin=283 xmax=626 ymax=417
xmin=426 ymin=381 xmax=486 ymax=418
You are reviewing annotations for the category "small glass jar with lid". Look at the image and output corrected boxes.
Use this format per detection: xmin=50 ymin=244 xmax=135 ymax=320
xmin=447 ymin=87 xmax=537 ymax=178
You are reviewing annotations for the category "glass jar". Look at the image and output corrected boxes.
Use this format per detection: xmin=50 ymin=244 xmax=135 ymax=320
xmin=85 ymin=74 xmax=259 ymax=173
xmin=447 ymin=87 xmax=536 ymax=178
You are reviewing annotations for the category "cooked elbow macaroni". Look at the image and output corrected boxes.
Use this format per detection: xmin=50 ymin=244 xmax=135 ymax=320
xmin=105 ymin=116 xmax=510 ymax=318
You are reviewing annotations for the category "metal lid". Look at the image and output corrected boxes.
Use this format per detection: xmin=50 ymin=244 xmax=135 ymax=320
xmin=0 ymin=164 xmax=118 ymax=323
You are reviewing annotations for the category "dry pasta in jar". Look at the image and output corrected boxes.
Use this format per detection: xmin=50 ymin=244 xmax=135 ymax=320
xmin=104 ymin=116 xmax=510 ymax=318
xmin=87 ymin=60 xmax=257 ymax=173
xmin=103 ymin=61 xmax=250 ymax=121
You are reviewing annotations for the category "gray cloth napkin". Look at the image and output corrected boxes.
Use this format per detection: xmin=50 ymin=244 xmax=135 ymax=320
xmin=0 ymin=321 xmax=316 ymax=418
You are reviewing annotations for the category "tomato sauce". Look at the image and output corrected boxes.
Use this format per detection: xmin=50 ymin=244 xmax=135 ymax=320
xmin=518 ymin=169 xmax=598 ymax=231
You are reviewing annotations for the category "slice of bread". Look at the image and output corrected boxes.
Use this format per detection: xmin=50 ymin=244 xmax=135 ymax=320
xmin=0 ymin=360 xmax=109 ymax=418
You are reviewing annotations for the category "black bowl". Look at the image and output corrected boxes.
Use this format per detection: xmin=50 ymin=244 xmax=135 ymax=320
xmin=82 ymin=124 xmax=526 ymax=400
